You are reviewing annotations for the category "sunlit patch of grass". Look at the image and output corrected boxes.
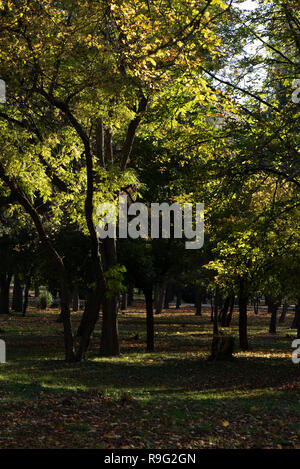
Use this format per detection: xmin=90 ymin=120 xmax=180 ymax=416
xmin=236 ymin=350 xmax=292 ymax=359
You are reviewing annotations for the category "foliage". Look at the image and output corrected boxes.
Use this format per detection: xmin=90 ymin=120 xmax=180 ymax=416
xmin=36 ymin=291 xmax=53 ymax=310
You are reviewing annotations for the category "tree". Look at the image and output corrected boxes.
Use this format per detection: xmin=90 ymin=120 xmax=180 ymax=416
xmin=0 ymin=0 xmax=233 ymax=360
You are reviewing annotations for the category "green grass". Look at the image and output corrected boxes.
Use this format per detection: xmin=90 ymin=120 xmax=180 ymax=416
xmin=0 ymin=306 xmax=299 ymax=449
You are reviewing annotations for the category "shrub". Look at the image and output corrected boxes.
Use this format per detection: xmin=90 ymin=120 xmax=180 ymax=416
xmin=36 ymin=291 xmax=53 ymax=310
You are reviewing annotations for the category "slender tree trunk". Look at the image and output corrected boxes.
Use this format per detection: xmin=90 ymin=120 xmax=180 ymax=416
xmin=34 ymin=283 xmax=40 ymax=298
xmin=98 ymin=100 xmax=146 ymax=354
xmin=155 ymin=283 xmax=165 ymax=315
xmin=164 ymin=284 xmax=171 ymax=310
xmin=72 ymin=287 xmax=79 ymax=312
xmin=56 ymin=301 xmax=63 ymax=323
xmin=279 ymin=301 xmax=288 ymax=323
xmin=12 ymin=275 xmax=23 ymax=312
xmin=100 ymin=295 xmax=120 ymax=356
xmin=195 ymin=290 xmax=202 ymax=316
xmin=176 ymin=290 xmax=182 ymax=309
xmin=154 ymin=284 xmax=159 ymax=311
xmin=127 ymin=287 xmax=134 ymax=306
xmin=268 ymin=301 xmax=280 ymax=334
xmin=144 ymin=287 xmax=154 ymax=352
xmin=296 ymin=301 xmax=300 ymax=339
xmin=77 ymin=142 xmax=107 ymax=357
xmin=76 ymin=290 xmax=100 ymax=360
xmin=238 ymin=295 xmax=248 ymax=350
xmin=217 ymin=296 xmax=224 ymax=322
xmin=291 ymin=300 xmax=300 ymax=338
xmin=210 ymin=294 xmax=214 ymax=322
xmin=121 ymin=293 xmax=128 ymax=310
xmin=77 ymin=295 xmax=88 ymax=337
xmin=22 ymin=282 xmax=30 ymax=317
xmin=220 ymin=296 xmax=230 ymax=326
xmin=254 ymin=296 xmax=259 ymax=315
xmin=213 ymin=287 xmax=220 ymax=335
xmin=57 ymin=276 xmax=75 ymax=362
xmin=0 ymin=273 xmax=12 ymax=315
xmin=99 ymin=238 xmax=119 ymax=356
xmin=225 ymin=296 xmax=235 ymax=327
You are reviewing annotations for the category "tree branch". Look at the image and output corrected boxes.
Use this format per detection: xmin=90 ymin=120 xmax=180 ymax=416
xmin=120 ymin=95 xmax=148 ymax=170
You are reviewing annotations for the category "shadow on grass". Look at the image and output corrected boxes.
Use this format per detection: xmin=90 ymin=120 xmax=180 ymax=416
xmin=1 ymin=348 xmax=298 ymax=400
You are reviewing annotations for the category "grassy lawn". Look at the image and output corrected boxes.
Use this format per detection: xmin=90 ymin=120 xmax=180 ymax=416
xmin=0 ymin=305 xmax=299 ymax=449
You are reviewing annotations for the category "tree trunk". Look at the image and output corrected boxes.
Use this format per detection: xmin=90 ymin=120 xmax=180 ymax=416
xmin=217 ymin=296 xmax=224 ymax=322
xmin=213 ymin=287 xmax=220 ymax=335
xmin=238 ymin=295 xmax=248 ymax=350
xmin=164 ymin=284 xmax=171 ymax=310
xmin=12 ymin=275 xmax=23 ymax=312
xmin=76 ymin=289 xmax=100 ymax=360
xmin=155 ymin=283 xmax=165 ymax=315
xmin=225 ymin=296 xmax=235 ymax=327
xmin=22 ymin=283 xmax=30 ymax=317
xmin=127 ymin=287 xmax=134 ymax=306
xmin=254 ymin=296 xmax=259 ymax=315
xmin=220 ymin=296 xmax=230 ymax=326
xmin=99 ymin=237 xmax=119 ymax=356
xmin=121 ymin=293 xmax=128 ymax=310
xmin=291 ymin=300 xmax=300 ymax=338
xmin=209 ymin=336 xmax=235 ymax=361
xmin=210 ymin=294 xmax=214 ymax=322
xmin=296 ymin=302 xmax=300 ymax=339
xmin=279 ymin=301 xmax=288 ymax=323
xmin=154 ymin=284 xmax=159 ymax=310
xmin=80 ymin=143 xmax=108 ymax=357
xmin=268 ymin=301 xmax=280 ymax=334
xmin=195 ymin=290 xmax=202 ymax=316
xmin=72 ymin=287 xmax=79 ymax=312
xmin=100 ymin=295 xmax=120 ymax=356
xmin=175 ymin=290 xmax=182 ymax=309
xmin=0 ymin=273 xmax=12 ymax=315
xmin=34 ymin=283 xmax=40 ymax=298
xmin=164 ymin=283 xmax=173 ymax=309
xmin=144 ymin=287 xmax=154 ymax=352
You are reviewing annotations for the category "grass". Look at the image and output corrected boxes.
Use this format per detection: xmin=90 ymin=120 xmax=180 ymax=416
xmin=0 ymin=304 xmax=299 ymax=449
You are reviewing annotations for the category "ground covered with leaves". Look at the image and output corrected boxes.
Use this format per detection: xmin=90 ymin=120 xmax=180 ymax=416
xmin=0 ymin=305 xmax=299 ymax=449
